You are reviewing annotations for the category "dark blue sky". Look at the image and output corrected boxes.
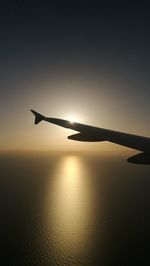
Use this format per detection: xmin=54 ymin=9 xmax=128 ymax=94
xmin=1 ymin=2 xmax=150 ymax=150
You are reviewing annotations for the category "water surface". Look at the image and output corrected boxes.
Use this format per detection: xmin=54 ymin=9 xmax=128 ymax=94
xmin=0 ymin=152 xmax=150 ymax=265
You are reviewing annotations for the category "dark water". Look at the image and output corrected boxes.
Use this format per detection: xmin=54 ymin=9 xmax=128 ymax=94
xmin=0 ymin=152 xmax=150 ymax=265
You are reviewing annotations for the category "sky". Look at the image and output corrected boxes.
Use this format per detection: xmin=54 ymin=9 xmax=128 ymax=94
xmin=1 ymin=1 xmax=150 ymax=151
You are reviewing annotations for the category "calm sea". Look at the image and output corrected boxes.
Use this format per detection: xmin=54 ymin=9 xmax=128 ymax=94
xmin=0 ymin=152 xmax=150 ymax=265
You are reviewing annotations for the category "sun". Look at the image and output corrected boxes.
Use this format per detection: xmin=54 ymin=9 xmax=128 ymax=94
xmin=66 ymin=114 xmax=80 ymax=123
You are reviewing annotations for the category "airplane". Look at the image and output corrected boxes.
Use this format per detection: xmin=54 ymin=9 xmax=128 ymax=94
xmin=31 ymin=110 xmax=150 ymax=165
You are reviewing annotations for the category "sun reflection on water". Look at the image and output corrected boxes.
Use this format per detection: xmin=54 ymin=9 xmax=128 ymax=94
xmin=47 ymin=155 xmax=93 ymax=259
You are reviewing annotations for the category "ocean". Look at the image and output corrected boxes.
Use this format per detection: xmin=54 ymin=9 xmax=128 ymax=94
xmin=0 ymin=152 xmax=150 ymax=265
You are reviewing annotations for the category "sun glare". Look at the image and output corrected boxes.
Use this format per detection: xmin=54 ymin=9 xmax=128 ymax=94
xmin=66 ymin=114 xmax=79 ymax=123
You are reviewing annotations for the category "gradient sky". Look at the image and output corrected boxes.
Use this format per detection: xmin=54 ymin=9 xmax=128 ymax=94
xmin=1 ymin=2 xmax=150 ymax=151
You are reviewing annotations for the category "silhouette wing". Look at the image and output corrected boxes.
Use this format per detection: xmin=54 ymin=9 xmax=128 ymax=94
xmin=46 ymin=118 xmax=150 ymax=152
xmin=31 ymin=110 xmax=150 ymax=152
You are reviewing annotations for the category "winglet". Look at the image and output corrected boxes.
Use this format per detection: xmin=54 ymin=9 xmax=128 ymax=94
xmin=30 ymin=110 xmax=45 ymax=125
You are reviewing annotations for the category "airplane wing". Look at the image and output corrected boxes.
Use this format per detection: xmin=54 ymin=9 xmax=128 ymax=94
xmin=31 ymin=110 xmax=150 ymax=164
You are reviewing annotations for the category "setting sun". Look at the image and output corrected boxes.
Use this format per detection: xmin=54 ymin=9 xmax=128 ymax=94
xmin=66 ymin=114 xmax=80 ymax=123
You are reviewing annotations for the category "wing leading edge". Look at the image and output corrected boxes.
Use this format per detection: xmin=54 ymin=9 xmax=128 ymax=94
xmin=31 ymin=110 xmax=150 ymax=164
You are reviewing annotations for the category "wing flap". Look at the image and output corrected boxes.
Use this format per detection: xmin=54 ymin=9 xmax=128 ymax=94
xmin=68 ymin=133 xmax=107 ymax=142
